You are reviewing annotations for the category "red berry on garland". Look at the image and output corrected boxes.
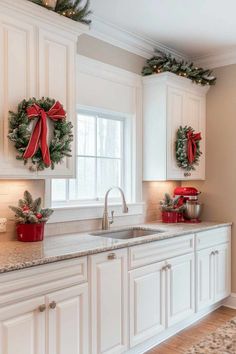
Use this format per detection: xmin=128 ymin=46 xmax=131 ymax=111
xmin=22 ymin=205 xmax=30 ymax=211
xmin=36 ymin=213 xmax=43 ymax=219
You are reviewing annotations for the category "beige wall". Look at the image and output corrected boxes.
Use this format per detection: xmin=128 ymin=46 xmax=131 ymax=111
xmin=184 ymin=64 xmax=236 ymax=291
xmin=78 ymin=34 xmax=145 ymax=74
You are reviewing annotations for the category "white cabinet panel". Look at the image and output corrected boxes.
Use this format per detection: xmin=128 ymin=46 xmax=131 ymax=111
xmin=143 ymin=73 xmax=209 ymax=181
xmin=0 ymin=14 xmax=37 ymax=178
xmin=90 ymin=249 xmax=128 ymax=354
xmin=197 ymin=242 xmax=230 ymax=310
xmin=0 ymin=297 xmax=45 ymax=354
xmin=215 ymin=243 xmax=230 ymax=302
xmin=196 ymin=247 xmax=215 ymax=310
xmin=37 ymin=29 xmax=76 ymax=178
xmin=129 ymin=262 xmax=165 ymax=347
xmin=0 ymin=1 xmax=85 ymax=179
xmin=47 ymin=284 xmax=89 ymax=354
xmin=166 ymin=253 xmax=195 ymax=327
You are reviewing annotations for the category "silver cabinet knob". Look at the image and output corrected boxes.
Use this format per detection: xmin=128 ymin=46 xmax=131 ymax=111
xmin=49 ymin=301 xmax=57 ymax=310
xmin=38 ymin=304 xmax=46 ymax=312
xmin=211 ymin=251 xmax=215 ymax=256
xmin=215 ymin=250 xmax=219 ymax=255
xmin=162 ymin=265 xmax=167 ymax=271
xmin=167 ymin=264 xmax=171 ymax=269
xmin=108 ymin=253 xmax=116 ymax=260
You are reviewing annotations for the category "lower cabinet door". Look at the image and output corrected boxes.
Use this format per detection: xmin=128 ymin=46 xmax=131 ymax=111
xmin=197 ymin=247 xmax=215 ymax=310
xmin=166 ymin=253 xmax=195 ymax=327
xmin=215 ymin=242 xmax=230 ymax=302
xmin=0 ymin=296 xmax=46 ymax=354
xmin=129 ymin=262 xmax=166 ymax=347
xmin=89 ymin=249 xmax=128 ymax=354
xmin=47 ymin=284 xmax=89 ymax=354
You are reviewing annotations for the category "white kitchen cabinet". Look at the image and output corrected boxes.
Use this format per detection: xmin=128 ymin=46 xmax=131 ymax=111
xmin=0 ymin=296 xmax=46 ymax=354
xmin=37 ymin=28 xmax=76 ymax=178
xmin=129 ymin=262 xmax=166 ymax=347
xmin=215 ymin=243 xmax=231 ymax=302
xmin=0 ymin=0 xmax=87 ymax=178
xmin=0 ymin=284 xmax=89 ymax=354
xmin=47 ymin=284 xmax=89 ymax=354
xmin=197 ymin=242 xmax=230 ymax=310
xmin=166 ymin=253 xmax=195 ymax=327
xmin=129 ymin=253 xmax=194 ymax=348
xmin=0 ymin=13 xmax=37 ymax=178
xmin=143 ymin=72 xmax=209 ymax=181
xmin=89 ymin=249 xmax=128 ymax=354
xmin=196 ymin=246 xmax=215 ymax=310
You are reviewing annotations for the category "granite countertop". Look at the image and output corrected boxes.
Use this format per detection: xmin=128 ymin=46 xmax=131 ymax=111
xmin=0 ymin=221 xmax=232 ymax=274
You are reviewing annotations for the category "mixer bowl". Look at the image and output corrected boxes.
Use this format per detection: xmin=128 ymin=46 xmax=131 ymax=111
xmin=184 ymin=202 xmax=202 ymax=220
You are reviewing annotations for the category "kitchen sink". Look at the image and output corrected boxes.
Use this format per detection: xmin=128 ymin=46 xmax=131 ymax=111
xmin=90 ymin=227 xmax=164 ymax=240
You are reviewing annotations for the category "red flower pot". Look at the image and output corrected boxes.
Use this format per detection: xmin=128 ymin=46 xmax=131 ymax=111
xmin=162 ymin=211 xmax=179 ymax=223
xmin=16 ymin=223 xmax=45 ymax=242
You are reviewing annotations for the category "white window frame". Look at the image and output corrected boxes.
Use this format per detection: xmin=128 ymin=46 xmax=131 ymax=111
xmin=45 ymin=56 xmax=144 ymax=223
xmin=51 ymin=106 xmax=133 ymax=206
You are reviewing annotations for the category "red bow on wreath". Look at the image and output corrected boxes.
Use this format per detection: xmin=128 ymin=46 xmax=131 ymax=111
xmin=23 ymin=101 xmax=66 ymax=166
xmin=187 ymin=130 xmax=202 ymax=164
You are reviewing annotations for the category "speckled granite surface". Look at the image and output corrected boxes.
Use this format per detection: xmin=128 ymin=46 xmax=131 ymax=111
xmin=0 ymin=221 xmax=231 ymax=274
xmin=185 ymin=317 xmax=236 ymax=354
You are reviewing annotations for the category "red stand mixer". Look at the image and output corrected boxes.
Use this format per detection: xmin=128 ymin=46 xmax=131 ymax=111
xmin=174 ymin=187 xmax=202 ymax=223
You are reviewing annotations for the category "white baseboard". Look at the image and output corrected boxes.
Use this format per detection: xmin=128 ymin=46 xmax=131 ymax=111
xmin=223 ymin=293 xmax=236 ymax=309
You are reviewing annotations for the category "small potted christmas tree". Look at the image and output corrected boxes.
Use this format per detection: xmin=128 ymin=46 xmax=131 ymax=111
xmin=160 ymin=193 xmax=185 ymax=223
xmin=9 ymin=191 xmax=53 ymax=242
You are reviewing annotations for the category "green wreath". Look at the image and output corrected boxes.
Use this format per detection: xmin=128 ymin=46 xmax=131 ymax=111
xmin=8 ymin=97 xmax=73 ymax=171
xmin=175 ymin=126 xmax=202 ymax=171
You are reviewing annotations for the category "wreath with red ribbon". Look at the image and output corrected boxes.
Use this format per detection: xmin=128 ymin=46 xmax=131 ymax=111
xmin=8 ymin=97 xmax=73 ymax=171
xmin=175 ymin=126 xmax=202 ymax=171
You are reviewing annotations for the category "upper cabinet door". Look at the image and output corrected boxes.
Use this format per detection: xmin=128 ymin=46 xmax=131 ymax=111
xmin=0 ymin=14 xmax=37 ymax=178
xmin=37 ymin=28 xmax=76 ymax=178
xmin=143 ymin=73 xmax=209 ymax=181
xmin=167 ymin=89 xmax=206 ymax=180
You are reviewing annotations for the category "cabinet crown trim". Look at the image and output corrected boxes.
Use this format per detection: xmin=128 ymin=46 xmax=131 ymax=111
xmin=1 ymin=0 xmax=89 ymax=37
xmin=142 ymin=72 xmax=210 ymax=95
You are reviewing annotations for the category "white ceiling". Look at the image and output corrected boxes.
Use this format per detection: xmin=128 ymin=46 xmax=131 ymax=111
xmin=90 ymin=0 xmax=236 ymax=60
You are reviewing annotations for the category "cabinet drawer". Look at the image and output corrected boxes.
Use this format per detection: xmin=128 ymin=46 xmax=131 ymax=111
xmin=129 ymin=234 xmax=194 ymax=269
xmin=196 ymin=226 xmax=231 ymax=250
xmin=0 ymin=257 xmax=87 ymax=306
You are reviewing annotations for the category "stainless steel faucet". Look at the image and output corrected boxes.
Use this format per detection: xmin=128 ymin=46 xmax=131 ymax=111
xmin=102 ymin=187 xmax=129 ymax=230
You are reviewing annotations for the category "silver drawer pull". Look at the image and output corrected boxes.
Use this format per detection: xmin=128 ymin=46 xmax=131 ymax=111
xmin=108 ymin=253 xmax=116 ymax=260
xmin=211 ymin=251 xmax=215 ymax=256
xmin=215 ymin=250 xmax=219 ymax=255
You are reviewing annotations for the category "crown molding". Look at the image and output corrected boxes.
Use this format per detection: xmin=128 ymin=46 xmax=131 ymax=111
xmin=1 ymin=0 xmax=88 ymax=38
xmin=89 ymin=15 xmax=187 ymax=60
xmin=193 ymin=48 xmax=236 ymax=69
xmin=89 ymin=16 xmax=236 ymax=70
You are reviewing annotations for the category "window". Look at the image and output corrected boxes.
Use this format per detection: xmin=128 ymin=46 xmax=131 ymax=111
xmin=51 ymin=108 xmax=132 ymax=206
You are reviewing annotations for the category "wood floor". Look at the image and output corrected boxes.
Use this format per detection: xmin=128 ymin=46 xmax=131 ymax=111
xmin=147 ymin=306 xmax=236 ymax=354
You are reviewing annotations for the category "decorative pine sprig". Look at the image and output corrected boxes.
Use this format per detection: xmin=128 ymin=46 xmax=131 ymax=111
xmin=28 ymin=0 xmax=92 ymax=25
xmin=9 ymin=191 xmax=53 ymax=224
xmin=142 ymin=50 xmax=216 ymax=86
